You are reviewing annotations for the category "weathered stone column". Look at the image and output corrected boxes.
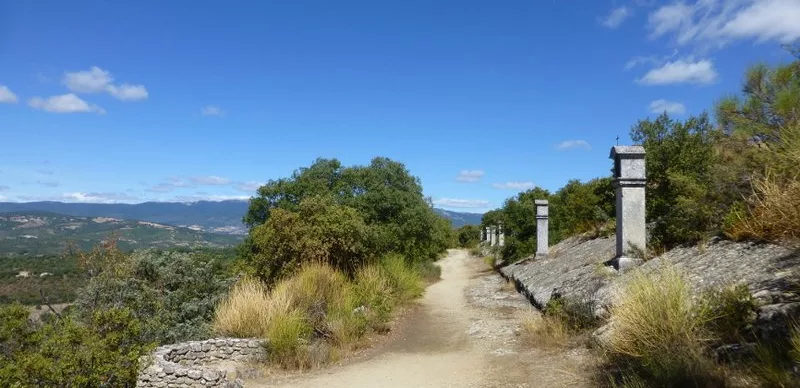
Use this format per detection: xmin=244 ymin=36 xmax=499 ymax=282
xmin=498 ymin=223 xmax=505 ymax=247
xmin=610 ymin=145 xmax=647 ymax=270
xmin=485 ymin=226 xmax=491 ymax=246
xmin=490 ymin=226 xmax=497 ymax=246
xmin=535 ymin=200 xmax=549 ymax=257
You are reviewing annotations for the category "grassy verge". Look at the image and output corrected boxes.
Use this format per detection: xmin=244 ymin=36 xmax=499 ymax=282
xmin=213 ymin=255 xmax=426 ymax=369
xmin=520 ymin=297 xmax=601 ymax=349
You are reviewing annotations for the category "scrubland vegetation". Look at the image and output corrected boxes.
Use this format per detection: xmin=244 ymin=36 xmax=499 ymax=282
xmin=509 ymin=55 xmax=800 ymax=386
xmin=486 ymin=55 xmax=800 ymax=264
xmin=0 ymin=157 xmax=452 ymax=386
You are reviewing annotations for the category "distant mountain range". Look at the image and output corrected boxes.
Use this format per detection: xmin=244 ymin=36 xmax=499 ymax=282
xmin=0 ymin=200 xmax=484 ymax=231
xmin=433 ymin=208 xmax=484 ymax=228
xmin=0 ymin=201 xmax=250 ymax=235
xmin=0 ymin=211 xmax=241 ymax=256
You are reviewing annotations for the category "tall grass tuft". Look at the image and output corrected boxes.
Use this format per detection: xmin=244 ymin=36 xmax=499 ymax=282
xmin=380 ymin=253 xmax=424 ymax=303
xmin=605 ymin=265 xmax=725 ymax=386
xmin=213 ymin=276 xmax=270 ymax=338
xmin=520 ymin=311 xmax=569 ymax=348
xmin=214 ymin=255 xmax=428 ymax=369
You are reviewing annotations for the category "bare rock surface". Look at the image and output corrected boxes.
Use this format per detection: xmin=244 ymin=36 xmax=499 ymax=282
xmin=500 ymin=235 xmax=800 ymax=342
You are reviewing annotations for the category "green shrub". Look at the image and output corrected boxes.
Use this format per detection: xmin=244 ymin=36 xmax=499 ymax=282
xmin=695 ymin=284 xmax=757 ymax=344
xmin=0 ymin=303 xmax=152 ymax=387
xmin=74 ymin=244 xmax=235 ymax=345
xmin=456 ymin=225 xmax=481 ymax=248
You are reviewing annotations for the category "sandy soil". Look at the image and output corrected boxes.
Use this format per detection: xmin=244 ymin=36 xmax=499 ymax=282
xmin=247 ymin=249 xmax=594 ymax=388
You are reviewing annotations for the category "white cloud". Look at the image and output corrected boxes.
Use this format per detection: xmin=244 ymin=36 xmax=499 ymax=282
xmin=148 ymin=176 xmax=233 ymax=192
xmin=28 ymin=93 xmax=106 ymax=114
xmin=201 ymin=105 xmax=225 ymax=116
xmin=172 ymin=194 xmax=249 ymax=203
xmin=433 ymin=198 xmax=490 ymax=209
xmin=638 ymin=59 xmax=718 ymax=85
xmin=61 ymin=192 xmax=139 ymax=203
xmin=236 ymin=181 xmax=263 ymax=192
xmin=0 ymin=85 xmax=18 ymax=103
xmin=649 ymin=99 xmax=687 ymax=115
xmin=456 ymin=170 xmax=484 ymax=183
xmin=601 ymin=6 xmax=632 ymax=29
xmin=647 ymin=0 xmax=800 ymax=47
xmin=556 ymin=140 xmax=592 ymax=151
xmin=189 ymin=175 xmax=231 ymax=185
xmin=492 ymin=182 xmax=536 ymax=190
xmin=63 ymin=66 xmax=148 ymax=101
xmin=107 ymin=84 xmax=149 ymax=101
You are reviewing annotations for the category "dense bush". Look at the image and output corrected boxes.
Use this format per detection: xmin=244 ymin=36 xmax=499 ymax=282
xmin=73 ymin=243 xmax=236 ymax=345
xmin=244 ymin=196 xmax=374 ymax=283
xmin=241 ymin=157 xmax=451 ymax=284
xmin=0 ymin=303 xmax=151 ymax=387
xmin=455 ymin=225 xmax=481 ymax=248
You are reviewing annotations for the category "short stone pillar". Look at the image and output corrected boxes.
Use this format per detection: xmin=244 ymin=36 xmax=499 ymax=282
xmin=490 ymin=226 xmax=497 ymax=246
xmin=535 ymin=200 xmax=549 ymax=257
xmin=485 ymin=226 xmax=491 ymax=245
xmin=610 ymin=145 xmax=647 ymax=270
xmin=498 ymin=224 xmax=505 ymax=247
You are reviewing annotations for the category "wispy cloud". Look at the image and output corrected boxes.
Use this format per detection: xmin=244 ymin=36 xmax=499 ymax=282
xmin=456 ymin=170 xmax=484 ymax=183
xmin=556 ymin=140 xmax=592 ymax=151
xmin=28 ymin=93 xmax=106 ymax=114
xmin=601 ymin=6 xmax=632 ymax=29
xmin=147 ymin=177 xmax=193 ymax=193
xmin=172 ymin=194 xmax=249 ymax=203
xmin=63 ymin=66 xmax=148 ymax=101
xmin=61 ymin=192 xmax=139 ymax=203
xmin=492 ymin=182 xmax=536 ymax=190
xmin=637 ymin=59 xmax=718 ymax=85
xmin=0 ymin=185 xmax=9 ymax=191
xmin=0 ymin=85 xmax=18 ymax=104
xmin=624 ymin=49 xmax=679 ymax=70
xmin=35 ymin=180 xmax=60 ymax=188
xmin=433 ymin=198 xmax=490 ymax=209
xmin=189 ymin=175 xmax=231 ymax=185
xmin=201 ymin=105 xmax=225 ymax=116
xmin=649 ymin=99 xmax=686 ymax=115
xmin=235 ymin=181 xmax=263 ymax=192
xmin=647 ymin=0 xmax=800 ymax=47
xmin=148 ymin=175 xmax=233 ymax=192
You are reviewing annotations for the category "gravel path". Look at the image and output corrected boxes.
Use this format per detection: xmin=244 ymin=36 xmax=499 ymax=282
xmin=248 ymin=249 xmax=593 ymax=388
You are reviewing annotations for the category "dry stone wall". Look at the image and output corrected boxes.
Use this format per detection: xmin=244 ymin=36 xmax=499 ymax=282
xmin=136 ymin=338 xmax=267 ymax=388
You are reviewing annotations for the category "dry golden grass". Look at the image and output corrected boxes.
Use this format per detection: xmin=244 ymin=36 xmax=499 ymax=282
xmin=604 ymin=265 xmax=724 ymax=386
xmin=519 ymin=310 xmax=569 ymax=348
xmin=213 ymin=276 xmax=270 ymax=338
xmin=727 ymin=173 xmax=800 ymax=243
xmin=214 ymin=257 xmax=426 ymax=369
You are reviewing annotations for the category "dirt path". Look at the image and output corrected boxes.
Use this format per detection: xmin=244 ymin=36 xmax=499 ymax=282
xmin=248 ymin=249 xmax=593 ymax=388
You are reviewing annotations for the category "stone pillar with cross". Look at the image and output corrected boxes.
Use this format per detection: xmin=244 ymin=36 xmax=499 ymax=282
xmin=610 ymin=145 xmax=647 ymax=270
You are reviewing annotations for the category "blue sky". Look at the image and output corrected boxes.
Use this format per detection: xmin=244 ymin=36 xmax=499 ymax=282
xmin=1 ymin=0 xmax=798 ymax=212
